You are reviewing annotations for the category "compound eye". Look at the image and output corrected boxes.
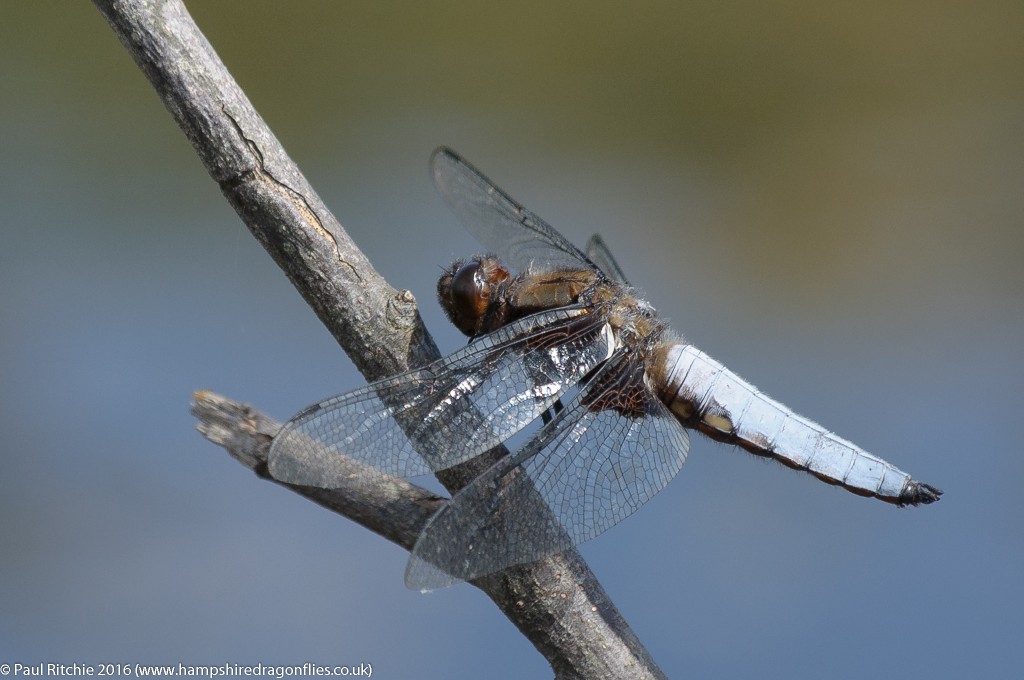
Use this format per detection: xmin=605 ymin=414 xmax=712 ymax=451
xmin=448 ymin=261 xmax=490 ymax=334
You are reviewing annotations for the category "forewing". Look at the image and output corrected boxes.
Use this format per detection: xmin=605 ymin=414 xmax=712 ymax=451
xmin=405 ymin=354 xmax=690 ymax=590
xmin=268 ymin=308 xmax=613 ymax=488
xmin=431 ymin=147 xmax=595 ymax=275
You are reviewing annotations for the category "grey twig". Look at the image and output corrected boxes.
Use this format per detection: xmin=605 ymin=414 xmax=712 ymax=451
xmin=95 ymin=0 xmax=665 ymax=677
xmin=190 ymin=390 xmax=442 ymax=550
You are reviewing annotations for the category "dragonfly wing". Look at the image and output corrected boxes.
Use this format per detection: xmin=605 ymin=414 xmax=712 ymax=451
xmin=405 ymin=354 xmax=690 ymax=590
xmin=269 ymin=308 xmax=614 ymax=487
xmin=431 ymin=147 xmax=598 ymax=275
xmin=586 ymin=233 xmax=631 ymax=286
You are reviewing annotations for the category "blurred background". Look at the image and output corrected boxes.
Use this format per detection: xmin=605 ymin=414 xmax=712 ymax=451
xmin=2 ymin=2 xmax=1021 ymax=677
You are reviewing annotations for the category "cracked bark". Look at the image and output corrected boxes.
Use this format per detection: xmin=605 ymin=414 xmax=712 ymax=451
xmin=94 ymin=1 xmax=667 ymax=677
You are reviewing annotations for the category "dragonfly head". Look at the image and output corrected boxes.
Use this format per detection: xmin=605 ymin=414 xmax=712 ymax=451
xmin=438 ymin=256 xmax=511 ymax=337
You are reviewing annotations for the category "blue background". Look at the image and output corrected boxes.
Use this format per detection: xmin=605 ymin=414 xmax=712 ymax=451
xmin=1 ymin=2 xmax=1020 ymax=677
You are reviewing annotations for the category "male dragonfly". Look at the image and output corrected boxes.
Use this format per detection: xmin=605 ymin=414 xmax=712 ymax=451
xmin=269 ymin=148 xmax=942 ymax=590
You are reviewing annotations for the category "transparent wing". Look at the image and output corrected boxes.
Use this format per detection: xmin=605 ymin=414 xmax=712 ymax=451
xmin=268 ymin=308 xmax=613 ymax=488
xmin=405 ymin=353 xmax=691 ymax=590
xmin=586 ymin=234 xmax=631 ymax=286
xmin=431 ymin=147 xmax=597 ymax=275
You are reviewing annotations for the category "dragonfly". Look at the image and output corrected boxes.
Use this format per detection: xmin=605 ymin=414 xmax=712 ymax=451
xmin=268 ymin=147 xmax=942 ymax=591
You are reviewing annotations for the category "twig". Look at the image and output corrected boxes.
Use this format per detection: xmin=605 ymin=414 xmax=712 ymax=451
xmin=95 ymin=1 xmax=666 ymax=677
xmin=191 ymin=390 xmax=442 ymax=550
